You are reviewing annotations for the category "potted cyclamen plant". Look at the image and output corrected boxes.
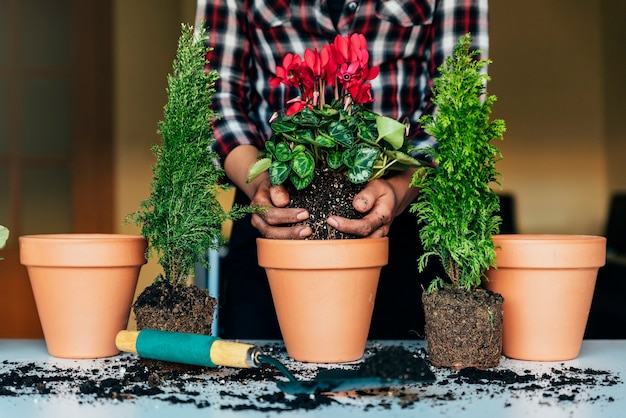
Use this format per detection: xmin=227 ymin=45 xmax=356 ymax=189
xmin=247 ymin=34 xmax=423 ymax=363
xmin=410 ymin=34 xmax=506 ymax=369
xmin=128 ymin=24 xmax=248 ymax=335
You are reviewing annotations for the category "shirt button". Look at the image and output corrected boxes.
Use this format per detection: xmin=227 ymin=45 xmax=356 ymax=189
xmin=347 ymin=2 xmax=358 ymax=12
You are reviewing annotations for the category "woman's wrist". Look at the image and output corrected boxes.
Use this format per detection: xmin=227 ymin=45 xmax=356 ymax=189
xmin=224 ymin=145 xmax=265 ymax=200
xmin=386 ymin=168 xmax=420 ymax=217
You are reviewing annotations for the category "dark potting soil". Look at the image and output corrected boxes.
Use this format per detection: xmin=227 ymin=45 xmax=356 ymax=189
xmin=288 ymin=168 xmax=366 ymax=240
xmin=0 ymin=343 xmax=621 ymax=413
xmin=422 ymin=287 xmax=504 ymax=369
xmin=357 ymin=345 xmax=432 ymax=380
xmin=133 ymin=281 xmax=217 ymax=335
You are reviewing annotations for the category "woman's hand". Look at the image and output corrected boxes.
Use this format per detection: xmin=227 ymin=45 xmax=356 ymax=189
xmin=224 ymin=145 xmax=312 ymax=239
xmin=326 ymin=169 xmax=419 ymax=238
xmin=250 ymin=180 xmax=312 ymax=239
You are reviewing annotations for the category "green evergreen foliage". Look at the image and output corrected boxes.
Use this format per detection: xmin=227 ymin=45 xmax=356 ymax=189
xmin=410 ymin=33 xmax=506 ymax=292
xmin=127 ymin=24 xmax=247 ymax=286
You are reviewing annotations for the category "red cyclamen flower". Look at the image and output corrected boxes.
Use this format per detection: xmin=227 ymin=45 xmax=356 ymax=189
xmin=329 ymin=34 xmax=378 ymax=105
xmin=270 ymin=33 xmax=379 ymax=114
xmin=270 ymin=53 xmax=304 ymax=88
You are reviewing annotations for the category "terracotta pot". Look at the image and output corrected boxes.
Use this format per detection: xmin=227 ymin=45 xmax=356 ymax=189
xmin=257 ymin=237 xmax=388 ymax=363
xmin=485 ymin=234 xmax=606 ymax=361
xmin=19 ymin=234 xmax=147 ymax=359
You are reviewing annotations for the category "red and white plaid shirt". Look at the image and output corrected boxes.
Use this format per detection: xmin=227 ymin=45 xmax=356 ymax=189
xmin=195 ymin=0 xmax=489 ymax=162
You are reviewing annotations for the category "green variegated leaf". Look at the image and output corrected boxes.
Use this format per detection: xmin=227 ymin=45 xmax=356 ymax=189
xmin=317 ymin=105 xmax=339 ymax=118
xmin=328 ymin=121 xmax=353 ymax=146
xmin=347 ymin=147 xmax=378 ymax=183
xmin=358 ymin=106 xmax=377 ymax=121
xmin=265 ymin=140 xmax=276 ymax=155
xmin=295 ymin=129 xmax=315 ymax=144
xmin=314 ymin=133 xmax=336 ymax=148
xmin=290 ymin=150 xmax=315 ymax=179
xmin=247 ymin=157 xmax=272 ymax=183
xmin=291 ymin=107 xmax=321 ymax=126
xmin=327 ymin=150 xmax=343 ymax=169
xmin=289 ymin=172 xmax=313 ymax=190
xmin=271 ymin=120 xmax=297 ymax=133
xmin=274 ymin=142 xmax=292 ymax=162
xmin=342 ymin=147 xmax=356 ymax=169
xmin=357 ymin=122 xmax=378 ymax=144
xmin=269 ymin=160 xmax=290 ymax=185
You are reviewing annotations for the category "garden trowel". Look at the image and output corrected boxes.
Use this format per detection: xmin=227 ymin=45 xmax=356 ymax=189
xmin=115 ymin=329 xmax=435 ymax=394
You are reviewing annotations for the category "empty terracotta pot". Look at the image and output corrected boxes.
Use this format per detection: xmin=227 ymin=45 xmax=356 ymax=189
xmin=485 ymin=234 xmax=606 ymax=361
xmin=257 ymin=237 xmax=388 ymax=363
xmin=19 ymin=234 xmax=147 ymax=359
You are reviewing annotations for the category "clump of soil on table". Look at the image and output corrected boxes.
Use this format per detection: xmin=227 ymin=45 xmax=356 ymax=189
xmin=133 ymin=281 xmax=216 ymax=334
xmin=0 ymin=344 xmax=621 ymax=412
xmin=422 ymin=287 xmax=503 ymax=369
xmin=358 ymin=345 xmax=432 ymax=379
xmin=288 ymin=169 xmax=365 ymax=240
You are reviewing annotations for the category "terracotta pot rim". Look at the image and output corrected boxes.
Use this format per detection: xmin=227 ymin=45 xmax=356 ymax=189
xmin=19 ymin=234 xmax=148 ymax=267
xmin=257 ymin=237 xmax=388 ymax=269
xmin=256 ymin=236 xmax=388 ymax=245
xmin=493 ymin=234 xmax=605 ymax=242
xmin=491 ymin=234 xmax=606 ymax=269
xmin=19 ymin=233 xmax=145 ymax=242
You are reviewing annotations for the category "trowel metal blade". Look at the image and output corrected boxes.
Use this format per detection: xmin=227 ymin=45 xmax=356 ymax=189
xmin=276 ymin=361 xmax=436 ymax=395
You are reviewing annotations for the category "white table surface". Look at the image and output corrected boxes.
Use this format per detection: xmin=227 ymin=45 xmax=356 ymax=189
xmin=0 ymin=339 xmax=624 ymax=417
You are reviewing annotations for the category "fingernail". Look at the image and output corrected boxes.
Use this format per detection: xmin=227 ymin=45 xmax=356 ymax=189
xmin=327 ymin=217 xmax=338 ymax=228
xmin=297 ymin=211 xmax=309 ymax=221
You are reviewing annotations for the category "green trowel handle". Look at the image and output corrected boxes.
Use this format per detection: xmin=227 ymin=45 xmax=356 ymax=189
xmin=115 ymin=330 xmax=261 ymax=368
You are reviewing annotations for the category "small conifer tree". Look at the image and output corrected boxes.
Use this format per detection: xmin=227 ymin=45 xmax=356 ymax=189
xmin=128 ymin=24 xmax=246 ymax=286
xmin=410 ymin=33 xmax=506 ymax=292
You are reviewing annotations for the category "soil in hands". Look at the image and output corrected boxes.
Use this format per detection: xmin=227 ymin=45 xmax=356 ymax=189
xmin=288 ymin=168 xmax=365 ymax=240
xmin=422 ymin=287 xmax=503 ymax=369
xmin=133 ymin=280 xmax=217 ymax=334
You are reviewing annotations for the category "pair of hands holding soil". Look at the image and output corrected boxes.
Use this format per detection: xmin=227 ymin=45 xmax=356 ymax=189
xmin=249 ymin=170 xmax=419 ymax=240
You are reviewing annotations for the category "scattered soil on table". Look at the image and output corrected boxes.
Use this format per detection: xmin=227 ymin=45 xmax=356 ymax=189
xmin=428 ymin=365 xmax=621 ymax=405
xmin=422 ymin=287 xmax=503 ymax=369
xmin=288 ymin=168 xmax=365 ymax=240
xmin=133 ymin=281 xmax=217 ymax=334
xmin=357 ymin=345 xmax=432 ymax=380
xmin=0 ymin=344 xmax=621 ymax=413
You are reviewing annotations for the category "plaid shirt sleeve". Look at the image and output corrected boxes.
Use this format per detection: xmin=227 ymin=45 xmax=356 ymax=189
xmin=196 ymin=0 xmax=489 ymax=163
xmin=413 ymin=0 xmax=489 ymax=150
xmin=195 ymin=0 xmax=266 ymax=162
